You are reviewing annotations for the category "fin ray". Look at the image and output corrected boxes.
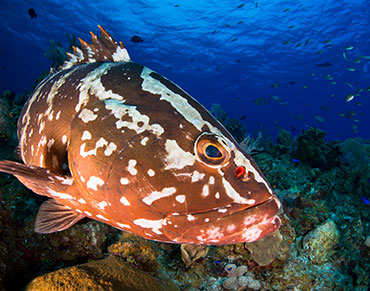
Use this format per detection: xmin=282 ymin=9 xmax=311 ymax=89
xmin=35 ymin=199 xmax=85 ymax=233
xmin=62 ymin=26 xmax=130 ymax=70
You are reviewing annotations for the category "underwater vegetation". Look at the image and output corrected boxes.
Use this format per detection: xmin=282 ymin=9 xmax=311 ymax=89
xmin=0 ymin=88 xmax=369 ymax=290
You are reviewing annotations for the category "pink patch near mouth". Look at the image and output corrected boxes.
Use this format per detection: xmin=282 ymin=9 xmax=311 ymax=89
xmin=162 ymin=197 xmax=281 ymax=245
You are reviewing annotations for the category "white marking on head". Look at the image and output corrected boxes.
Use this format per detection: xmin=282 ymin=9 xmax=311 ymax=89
xmin=191 ymin=170 xmax=205 ymax=182
xmin=62 ymin=135 xmax=68 ymax=144
xmin=164 ymin=139 xmax=196 ymax=170
xmin=209 ymin=176 xmax=215 ymax=184
xmin=187 ymin=214 xmax=195 ymax=221
xmin=141 ymin=67 xmax=221 ymax=134
xmin=79 ymin=108 xmax=97 ymax=123
xmin=234 ymin=150 xmax=272 ymax=194
xmin=120 ymin=177 xmax=129 ymax=185
xmin=81 ymin=130 xmax=92 ymax=140
xmin=218 ymin=208 xmax=227 ymax=213
xmin=142 ymin=187 xmax=176 ymax=205
xmin=127 ymin=159 xmax=137 ymax=175
xmin=175 ymin=195 xmax=186 ymax=203
xmin=201 ymin=184 xmax=209 ymax=197
xmin=55 ymin=111 xmax=61 ymax=120
xmin=104 ymin=99 xmax=164 ymax=136
xmin=222 ymin=177 xmax=256 ymax=204
xmin=120 ymin=196 xmax=131 ymax=206
xmin=75 ymin=63 xmax=124 ymax=113
xmin=104 ymin=142 xmax=117 ymax=156
xmin=140 ymin=137 xmax=149 ymax=146
xmin=133 ymin=218 xmax=163 ymax=235
xmin=86 ymin=176 xmax=104 ymax=191
xmin=147 ymin=169 xmax=155 ymax=177
xmin=84 ymin=211 xmax=92 ymax=216
xmin=97 ymin=201 xmax=108 ymax=210
xmin=205 ymin=218 xmax=210 ymax=222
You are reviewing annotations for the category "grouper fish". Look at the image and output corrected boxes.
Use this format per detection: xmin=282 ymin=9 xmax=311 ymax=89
xmin=0 ymin=26 xmax=281 ymax=245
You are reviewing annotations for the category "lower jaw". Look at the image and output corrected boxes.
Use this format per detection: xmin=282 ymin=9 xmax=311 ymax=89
xmin=162 ymin=197 xmax=281 ymax=245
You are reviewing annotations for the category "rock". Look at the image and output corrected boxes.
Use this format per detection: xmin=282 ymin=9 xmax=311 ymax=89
xmin=244 ymin=230 xmax=283 ymax=266
xmin=364 ymin=236 xmax=370 ymax=248
xmin=302 ymin=219 xmax=339 ymax=264
xmin=26 ymin=255 xmax=179 ymax=291
xmin=180 ymin=244 xmax=209 ymax=266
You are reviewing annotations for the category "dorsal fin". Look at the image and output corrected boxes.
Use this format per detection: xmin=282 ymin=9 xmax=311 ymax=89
xmin=62 ymin=25 xmax=130 ymax=70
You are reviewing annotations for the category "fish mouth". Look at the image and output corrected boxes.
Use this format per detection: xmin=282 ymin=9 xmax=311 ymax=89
xmin=162 ymin=196 xmax=281 ymax=245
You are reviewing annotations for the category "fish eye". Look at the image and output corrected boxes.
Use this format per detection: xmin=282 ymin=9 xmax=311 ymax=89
xmin=205 ymin=144 xmax=223 ymax=159
xmin=195 ymin=133 xmax=230 ymax=168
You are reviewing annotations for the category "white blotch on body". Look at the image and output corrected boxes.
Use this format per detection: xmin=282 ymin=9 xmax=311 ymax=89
xmin=175 ymin=195 xmax=185 ymax=203
xmin=120 ymin=196 xmax=130 ymax=206
xmin=127 ymin=159 xmax=137 ymax=175
xmin=81 ymin=130 xmax=92 ymax=140
xmin=86 ymin=176 xmax=104 ymax=191
xmin=133 ymin=218 xmax=163 ymax=235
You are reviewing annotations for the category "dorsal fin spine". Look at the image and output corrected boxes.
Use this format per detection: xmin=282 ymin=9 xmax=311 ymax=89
xmin=61 ymin=26 xmax=130 ymax=70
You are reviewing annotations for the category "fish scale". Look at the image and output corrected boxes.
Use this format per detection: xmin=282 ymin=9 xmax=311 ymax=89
xmin=0 ymin=26 xmax=281 ymax=245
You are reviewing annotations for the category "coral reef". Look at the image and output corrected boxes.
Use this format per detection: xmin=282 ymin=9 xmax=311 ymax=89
xmin=26 ymin=255 xmax=179 ymax=291
xmin=302 ymin=219 xmax=340 ymax=264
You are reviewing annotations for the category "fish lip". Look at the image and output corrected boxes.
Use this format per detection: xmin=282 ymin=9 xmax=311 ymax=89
xmin=175 ymin=195 xmax=277 ymax=219
xmin=162 ymin=196 xmax=281 ymax=244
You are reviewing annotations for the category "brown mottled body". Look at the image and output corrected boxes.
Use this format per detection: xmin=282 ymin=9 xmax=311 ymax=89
xmin=0 ymin=27 xmax=281 ymax=244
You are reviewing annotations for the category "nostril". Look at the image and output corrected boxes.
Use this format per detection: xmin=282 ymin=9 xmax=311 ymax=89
xmin=235 ymin=166 xmax=246 ymax=179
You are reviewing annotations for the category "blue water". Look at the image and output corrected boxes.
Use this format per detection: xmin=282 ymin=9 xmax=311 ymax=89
xmin=1 ymin=0 xmax=369 ymax=140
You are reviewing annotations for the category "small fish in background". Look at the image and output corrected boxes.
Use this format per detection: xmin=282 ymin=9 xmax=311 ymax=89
xmin=292 ymin=158 xmax=300 ymax=163
xmin=345 ymin=94 xmax=355 ymax=102
xmin=345 ymin=81 xmax=354 ymax=89
xmin=320 ymin=105 xmax=330 ymax=112
xmin=239 ymin=114 xmax=247 ymax=121
xmin=28 ymin=8 xmax=37 ymax=19
xmin=345 ymin=46 xmax=354 ymax=50
xmin=304 ymin=38 xmax=310 ymax=46
xmin=290 ymin=125 xmax=299 ymax=135
xmin=130 ymin=35 xmax=144 ymax=43
xmin=323 ymin=44 xmax=332 ymax=48
xmin=289 ymin=81 xmax=296 ymax=85
xmin=237 ymin=3 xmax=245 ymax=8
xmin=316 ymin=62 xmax=332 ymax=68
xmin=361 ymin=196 xmax=370 ymax=205
xmin=343 ymin=52 xmax=350 ymax=61
xmin=313 ymin=114 xmax=325 ymax=123
xmin=270 ymin=82 xmax=279 ymax=88
xmin=253 ymin=97 xmax=269 ymax=105
xmin=347 ymin=67 xmax=356 ymax=72
xmin=295 ymin=42 xmax=302 ymax=48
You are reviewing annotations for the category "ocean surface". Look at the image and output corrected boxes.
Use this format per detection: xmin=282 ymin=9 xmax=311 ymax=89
xmin=1 ymin=0 xmax=369 ymax=140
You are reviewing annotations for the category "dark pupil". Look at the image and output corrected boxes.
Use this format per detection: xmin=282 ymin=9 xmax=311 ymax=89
xmin=205 ymin=145 xmax=222 ymax=158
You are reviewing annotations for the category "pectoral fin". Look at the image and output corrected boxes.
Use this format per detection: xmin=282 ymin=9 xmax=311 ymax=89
xmin=35 ymin=199 xmax=85 ymax=233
